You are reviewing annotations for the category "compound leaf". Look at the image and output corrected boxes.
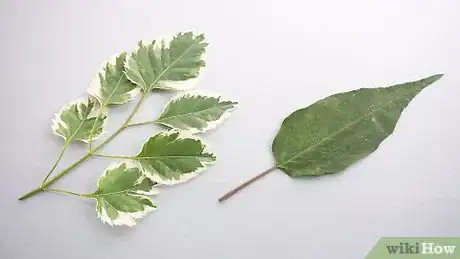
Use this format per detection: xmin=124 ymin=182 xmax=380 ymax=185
xmin=157 ymin=92 xmax=238 ymax=134
xmin=136 ymin=131 xmax=216 ymax=185
xmin=125 ymin=32 xmax=208 ymax=91
xmin=51 ymin=98 xmax=107 ymax=143
xmin=272 ymin=74 xmax=443 ymax=177
xmin=93 ymin=162 xmax=157 ymax=227
xmin=88 ymin=52 xmax=140 ymax=105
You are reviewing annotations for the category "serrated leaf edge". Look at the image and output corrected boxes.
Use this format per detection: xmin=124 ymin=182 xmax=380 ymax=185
xmin=51 ymin=97 xmax=108 ymax=143
xmin=157 ymin=90 xmax=238 ymax=134
xmin=136 ymin=130 xmax=216 ymax=185
xmin=88 ymin=53 xmax=141 ymax=105
xmin=95 ymin=161 xmax=157 ymax=227
xmin=124 ymin=32 xmax=207 ymax=91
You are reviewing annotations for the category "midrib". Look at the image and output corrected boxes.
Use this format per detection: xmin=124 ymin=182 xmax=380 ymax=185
xmin=279 ymin=90 xmax=413 ymax=166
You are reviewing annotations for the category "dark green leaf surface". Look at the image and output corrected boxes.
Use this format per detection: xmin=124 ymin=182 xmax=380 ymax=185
xmin=272 ymin=74 xmax=443 ymax=177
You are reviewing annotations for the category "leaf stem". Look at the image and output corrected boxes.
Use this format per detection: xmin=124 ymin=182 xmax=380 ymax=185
xmin=19 ymin=152 xmax=94 ymax=200
xmin=45 ymin=188 xmax=92 ymax=198
xmin=125 ymin=120 xmax=156 ymax=128
xmin=40 ymin=142 xmax=70 ymax=186
xmin=123 ymin=92 xmax=149 ymax=126
xmin=20 ymin=40 xmax=200 ymax=201
xmin=92 ymin=154 xmax=136 ymax=159
xmin=218 ymin=166 xmax=278 ymax=203
xmin=41 ymin=102 xmax=93 ymax=185
xmin=19 ymin=91 xmax=151 ymax=201
xmin=90 ymin=74 xmax=127 ymax=151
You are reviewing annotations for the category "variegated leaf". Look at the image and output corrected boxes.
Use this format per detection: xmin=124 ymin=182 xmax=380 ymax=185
xmin=136 ymin=131 xmax=216 ymax=185
xmin=125 ymin=32 xmax=208 ymax=91
xmin=93 ymin=162 xmax=157 ymax=227
xmin=51 ymin=98 xmax=107 ymax=143
xmin=157 ymin=92 xmax=238 ymax=134
xmin=88 ymin=52 xmax=140 ymax=105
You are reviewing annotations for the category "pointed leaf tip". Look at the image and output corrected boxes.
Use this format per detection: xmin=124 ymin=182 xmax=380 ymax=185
xmin=88 ymin=52 xmax=140 ymax=105
xmin=136 ymin=131 xmax=216 ymax=185
xmin=272 ymin=74 xmax=442 ymax=177
xmin=417 ymin=73 xmax=444 ymax=86
xmin=125 ymin=32 xmax=208 ymax=91
xmin=157 ymin=92 xmax=238 ymax=134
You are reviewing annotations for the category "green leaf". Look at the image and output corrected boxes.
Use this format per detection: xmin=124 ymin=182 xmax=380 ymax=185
xmin=88 ymin=52 xmax=140 ymax=105
xmin=272 ymin=74 xmax=443 ymax=177
xmin=51 ymin=98 xmax=107 ymax=143
xmin=93 ymin=162 xmax=157 ymax=227
xmin=136 ymin=131 xmax=216 ymax=185
xmin=124 ymin=32 xmax=208 ymax=91
xmin=157 ymin=92 xmax=238 ymax=134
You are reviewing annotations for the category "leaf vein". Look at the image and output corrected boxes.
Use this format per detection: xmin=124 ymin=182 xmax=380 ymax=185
xmin=279 ymin=92 xmax=410 ymax=166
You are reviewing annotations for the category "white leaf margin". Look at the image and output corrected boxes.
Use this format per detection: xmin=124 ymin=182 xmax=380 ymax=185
xmin=157 ymin=90 xmax=239 ymax=135
xmin=124 ymin=32 xmax=208 ymax=91
xmin=96 ymin=161 xmax=158 ymax=227
xmin=136 ymin=130 xmax=216 ymax=186
xmin=88 ymin=53 xmax=141 ymax=105
xmin=51 ymin=97 xmax=108 ymax=143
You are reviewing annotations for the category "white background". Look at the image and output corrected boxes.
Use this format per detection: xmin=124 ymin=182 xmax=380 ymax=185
xmin=1 ymin=1 xmax=459 ymax=258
